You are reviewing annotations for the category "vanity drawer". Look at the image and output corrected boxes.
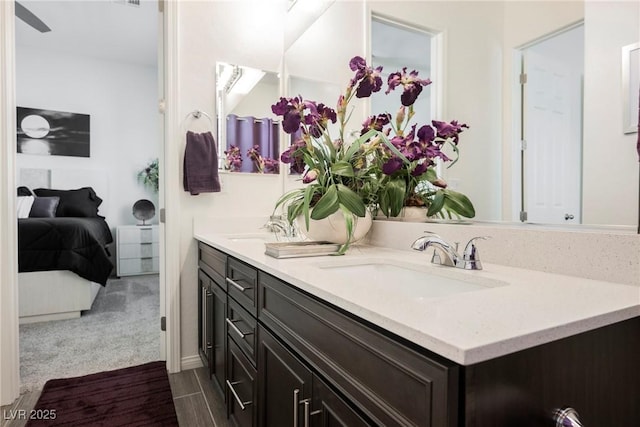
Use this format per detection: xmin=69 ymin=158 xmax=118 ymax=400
xmin=227 ymin=257 xmax=258 ymax=316
xmin=227 ymin=338 xmax=257 ymax=427
xmin=199 ymin=242 xmax=227 ymax=285
xmin=258 ymin=271 xmax=459 ymax=427
xmin=227 ymin=297 xmax=257 ymax=367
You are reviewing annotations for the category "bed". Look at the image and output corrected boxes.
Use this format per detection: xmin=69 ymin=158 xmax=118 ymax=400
xmin=17 ymin=170 xmax=114 ymax=324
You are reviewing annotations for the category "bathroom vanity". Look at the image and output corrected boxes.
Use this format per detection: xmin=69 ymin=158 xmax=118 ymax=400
xmin=195 ymin=229 xmax=640 ymax=427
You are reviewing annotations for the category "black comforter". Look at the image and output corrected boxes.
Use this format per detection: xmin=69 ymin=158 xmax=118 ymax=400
xmin=18 ymin=217 xmax=114 ymax=285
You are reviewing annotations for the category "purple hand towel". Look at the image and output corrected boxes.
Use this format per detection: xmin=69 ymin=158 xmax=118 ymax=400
xmin=183 ymin=131 xmax=221 ymax=195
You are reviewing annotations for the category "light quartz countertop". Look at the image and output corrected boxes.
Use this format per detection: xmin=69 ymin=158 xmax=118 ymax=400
xmin=194 ymin=224 xmax=640 ymax=366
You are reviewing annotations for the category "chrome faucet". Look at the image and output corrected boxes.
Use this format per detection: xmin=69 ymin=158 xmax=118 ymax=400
xmin=263 ymin=215 xmax=297 ymax=239
xmin=412 ymin=232 xmax=488 ymax=270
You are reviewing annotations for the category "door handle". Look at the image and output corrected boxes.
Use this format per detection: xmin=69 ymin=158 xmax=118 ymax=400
xmin=293 ymin=389 xmax=300 ymax=427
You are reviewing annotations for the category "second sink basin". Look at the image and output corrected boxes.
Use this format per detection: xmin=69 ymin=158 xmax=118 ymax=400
xmin=314 ymin=259 xmax=507 ymax=300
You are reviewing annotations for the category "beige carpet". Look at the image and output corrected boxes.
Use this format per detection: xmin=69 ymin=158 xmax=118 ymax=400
xmin=19 ymin=274 xmax=161 ymax=393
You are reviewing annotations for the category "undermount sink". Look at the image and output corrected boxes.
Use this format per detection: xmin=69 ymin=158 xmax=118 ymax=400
xmin=314 ymin=259 xmax=508 ymax=300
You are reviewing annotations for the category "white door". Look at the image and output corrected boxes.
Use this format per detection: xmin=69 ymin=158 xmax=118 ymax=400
xmin=524 ymin=49 xmax=582 ymax=224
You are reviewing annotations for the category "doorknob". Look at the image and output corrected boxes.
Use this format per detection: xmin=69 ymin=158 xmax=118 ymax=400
xmin=564 ymin=214 xmax=575 ymax=220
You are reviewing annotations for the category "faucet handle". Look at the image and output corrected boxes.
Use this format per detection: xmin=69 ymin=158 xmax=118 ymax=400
xmin=461 ymin=236 xmax=490 ymax=270
xmin=462 ymin=236 xmax=490 ymax=259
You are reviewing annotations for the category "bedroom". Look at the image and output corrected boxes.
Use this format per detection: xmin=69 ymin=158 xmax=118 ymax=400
xmin=13 ymin=0 xmax=163 ymax=391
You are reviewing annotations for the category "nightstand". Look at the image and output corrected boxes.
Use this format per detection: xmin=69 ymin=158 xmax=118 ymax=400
xmin=116 ymin=225 xmax=159 ymax=276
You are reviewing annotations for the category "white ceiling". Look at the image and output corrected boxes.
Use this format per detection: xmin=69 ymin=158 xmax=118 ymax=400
xmin=15 ymin=0 xmax=158 ymax=67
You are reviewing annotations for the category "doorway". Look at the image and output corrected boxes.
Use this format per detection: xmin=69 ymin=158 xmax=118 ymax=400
xmin=518 ymin=24 xmax=584 ymax=225
xmin=13 ymin=0 xmax=165 ymax=392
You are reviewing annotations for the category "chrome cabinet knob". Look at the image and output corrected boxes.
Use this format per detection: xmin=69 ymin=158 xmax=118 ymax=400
xmin=564 ymin=214 xmax=575 ymax=220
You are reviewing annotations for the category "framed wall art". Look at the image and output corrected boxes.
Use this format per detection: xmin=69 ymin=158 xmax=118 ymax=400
xmin=17 ymin=107 xmax=90 ymax=157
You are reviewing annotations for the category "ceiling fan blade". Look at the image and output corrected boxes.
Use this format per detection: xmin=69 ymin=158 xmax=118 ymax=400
xmin=15 ymin=2 xmax=51 ymax=33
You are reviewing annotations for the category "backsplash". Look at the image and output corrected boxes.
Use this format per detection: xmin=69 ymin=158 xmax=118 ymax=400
xmin=367 ymin=220 xmax=640 ymax=286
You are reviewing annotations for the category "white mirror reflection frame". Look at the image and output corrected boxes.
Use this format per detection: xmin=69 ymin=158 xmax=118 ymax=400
xmin=622 ymin=42 xmax=639 ymax=134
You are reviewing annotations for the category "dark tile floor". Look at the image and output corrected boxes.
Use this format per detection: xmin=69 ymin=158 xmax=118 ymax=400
xmin=1 ymin=367 xmax=229 ymax=427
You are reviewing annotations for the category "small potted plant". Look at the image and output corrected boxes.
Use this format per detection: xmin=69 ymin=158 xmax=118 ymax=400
xmin=137 ymin=158 xmax=159 ymax=193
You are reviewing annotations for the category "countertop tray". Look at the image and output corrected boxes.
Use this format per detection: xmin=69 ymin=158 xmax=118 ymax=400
xmin=265 ymin=241 xmax=341 ymax=258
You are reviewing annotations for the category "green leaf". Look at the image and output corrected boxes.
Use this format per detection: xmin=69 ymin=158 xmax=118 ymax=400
xmin=331 ymin=161 xmax=355 ymax=177
xmin=336 ymin=204 xmax=354 ymax=255
xmin=336 ymin=184 xmax=366 ymax=217
xmin=425 ymin=167 xmax=438 ymax=182
xmin=310 ymin=185 xmax=339 ymax=220
xmin=443 ymin=189 xmax=476 ymax=218
xmin=427 ymin=191 xmax=445 ymax=217
xmin=378 ymin=132 xmax=410 ymax=164
xmin=302 ymin=185 xmax=316 ymax=230
xmin=379 ymin=179 xmax=406 ymax=217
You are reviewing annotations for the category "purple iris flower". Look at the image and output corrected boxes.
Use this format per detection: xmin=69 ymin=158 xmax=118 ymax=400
xmin=302 ymin=169 xmax=317 ymax=184
xmin=411 ymin=161 xmax=430 ymax=177
xmin=348 ymin=56 xmax=383 ymax=98
xmin=361 ymin=113 xmax=390 ymax=135
xmin=263 ymin=158 xmax=279 ymax=174
xmin=307 ymin=103 xmax=337 ymax=138
xmin=432 ymin=120 xmax=468 ymax=144
xmin=382 ymin=157 xmax=403 ymax=175
xmin=386 ymin=68 xmax=432 ymax=106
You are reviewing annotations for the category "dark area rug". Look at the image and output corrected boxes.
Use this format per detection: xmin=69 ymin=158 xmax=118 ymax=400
xmin=26 ymin=361 xmax=178 ymax=427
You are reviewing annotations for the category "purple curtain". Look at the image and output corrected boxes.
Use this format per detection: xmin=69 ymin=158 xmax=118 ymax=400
xmin=226 ymin=114 xmax=279 ymax=172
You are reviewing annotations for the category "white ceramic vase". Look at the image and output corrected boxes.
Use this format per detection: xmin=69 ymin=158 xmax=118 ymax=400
xmin=375 ymin=206 xmax=428 ymax=221
xmin=295 ymin=210 xmax=373 ymax=244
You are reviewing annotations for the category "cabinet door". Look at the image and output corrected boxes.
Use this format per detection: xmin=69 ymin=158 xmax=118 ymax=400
xmin=228 ymin=339 xmax=257 ymax=427
xmin=258 ymin=325 xmax=312 ymax=427
xmin=211 ymin=276 xmax=227 ymax=397
xmin=198 ymin=269 xmax=213 ymax=373
xmin=311 ymin=375 xmax=373 ymax=427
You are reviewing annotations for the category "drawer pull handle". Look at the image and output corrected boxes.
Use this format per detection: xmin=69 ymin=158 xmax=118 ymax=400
xmin=226 ymin=318 xmax=253 ymax=339
xmin=227 ymin=277 xmax=252 ymax=292
xmin=226 ymin=380 xmax=252 ymax=411
xmin=293 ymin=389 xmax=300 ymax=427
xmin=302 ymin=399 xmax=310 ymax=427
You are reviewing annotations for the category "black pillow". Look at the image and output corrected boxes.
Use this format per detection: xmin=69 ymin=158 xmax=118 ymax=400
xmin=29 ymin=196 xmax=60 ymax=218
xmin=33 ymin=187 xmax=103 ymax=217
xmin=17 ymin=186 xmax=34 ymax=197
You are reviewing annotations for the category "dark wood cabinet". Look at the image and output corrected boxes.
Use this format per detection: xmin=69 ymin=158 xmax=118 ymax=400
xmin=197 ymin=269 xmax=214 ymax=376
xmin=257 ymin=324 xmax=312 ymax=427
xmin=197 ymin=241 xmax=640 ymax=427
xmin=311 ymin=374 xmax=372 ymax=427
xmin=258 ymin=271 xmax=459 ymax=427
xmin=211 ymin=275 xmax=227 ymax=395
xmin=227 ymin=338 xmax=257 ymax=427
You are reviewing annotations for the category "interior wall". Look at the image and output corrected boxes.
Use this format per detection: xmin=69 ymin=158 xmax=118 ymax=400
xmin=582 ymin=1 xmax=639 ymax=225
xmin=15 ymin=46 xmax=160 ymax=229
xmin=368 ymin=1 xmax=504 ymax=221
xmin=176 ymin=0 xmax=285 ymax=364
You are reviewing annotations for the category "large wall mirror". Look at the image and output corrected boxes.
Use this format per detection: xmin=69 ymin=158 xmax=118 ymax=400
xmin=216 ymin=62 xmax=281 ymax=174
xmin=282 ymin=0 xmax=639 ymax=230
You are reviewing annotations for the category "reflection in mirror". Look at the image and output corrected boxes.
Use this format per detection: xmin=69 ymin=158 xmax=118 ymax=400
xmin=284 ymin=0 xmax=639 ymax=229
xmin=519 ymin=24 xmax=584 ymax=225
xmin=371 ymin=16 xmax=434 ymax=133
xmin=285 ymin=76 xmax=341 ymax=174
xmin=216 ymin=62 xmax=280 ymax=174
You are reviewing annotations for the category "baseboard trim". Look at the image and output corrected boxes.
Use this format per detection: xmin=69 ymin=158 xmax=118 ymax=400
xmin=181 ymin=355 xmax=203 ymax=371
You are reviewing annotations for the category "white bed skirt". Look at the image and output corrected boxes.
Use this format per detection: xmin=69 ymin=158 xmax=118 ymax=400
xmin=18 ymin=271 xmax=101 ymax=324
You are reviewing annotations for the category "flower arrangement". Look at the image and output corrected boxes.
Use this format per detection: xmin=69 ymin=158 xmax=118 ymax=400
xmin=271 ymin=56 xmax=474 ymax=252
xmin=224 ymin=145 xmax=279 ymax=174
xmin=137 ymin=158 xmax=159 ymax=193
